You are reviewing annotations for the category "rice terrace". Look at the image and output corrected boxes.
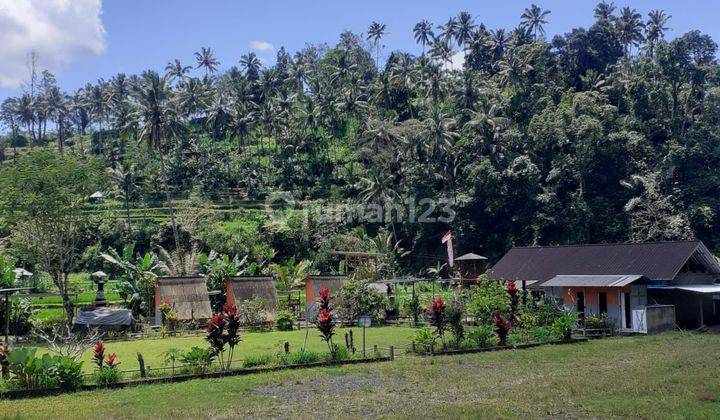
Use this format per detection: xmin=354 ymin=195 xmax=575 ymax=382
xmin=0 ymin=1 xmax=719 ymax=419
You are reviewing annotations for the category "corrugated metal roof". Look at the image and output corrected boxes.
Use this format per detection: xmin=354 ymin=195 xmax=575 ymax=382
xmin=490 ymin=240 xmax=719 ymax=283
xmin=674 ymin=285 xmax=720 ymax=294
xmin=542 ymin=274 xmax=644 ymax=287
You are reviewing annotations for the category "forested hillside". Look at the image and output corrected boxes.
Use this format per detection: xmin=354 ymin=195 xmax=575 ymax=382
xmin=1 ymin=2 xmax=719 ymax=274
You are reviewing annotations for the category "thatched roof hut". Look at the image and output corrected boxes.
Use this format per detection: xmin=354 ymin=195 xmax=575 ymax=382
xmin=154 ymin=277 xmax=212 ymax=323
xmin=225 ymin=276 xmax=278 ymax=312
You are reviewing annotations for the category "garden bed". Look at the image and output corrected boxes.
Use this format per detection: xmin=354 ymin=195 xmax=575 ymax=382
xmin=409 ymin=337 xmax=588 ymax=356
xmin=0 ymin=355 xmax=392 ymax=400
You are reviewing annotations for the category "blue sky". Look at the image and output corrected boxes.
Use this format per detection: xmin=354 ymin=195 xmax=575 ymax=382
xmin=1 ymin=0 xmax=719 ymax=101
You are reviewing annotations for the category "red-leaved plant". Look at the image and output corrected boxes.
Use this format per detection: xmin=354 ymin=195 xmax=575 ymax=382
xmin=426 ymin=298 xmax=447 ymax=347
xmin=106 ymin=353 xmax=119 ymax=369
xmin=506 ymin=281 xmax=519 ymax=327
xmin=316 ymin=288 xmax=337 ymax=357
xmin=206 ymin=302 xmax=242 ymax=370
xmin=493 ymin=310 xmax=511 ymax=346
xmin=93 ymin=342 xmax=106 ymax=370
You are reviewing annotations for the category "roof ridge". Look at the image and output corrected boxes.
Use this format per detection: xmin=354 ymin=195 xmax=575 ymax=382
xmin=510 ymin=240 xmax=700 ymax=250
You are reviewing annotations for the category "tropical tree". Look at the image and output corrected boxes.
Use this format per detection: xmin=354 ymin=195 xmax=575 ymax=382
xmin=132 ymin=70 xmax=188 ymax=258
xmin=367 ymin=21 xmax=388 ymax=70
xmin=617 ymin=7 xmax=645 ymax=57
xmin=645 ymin=10 xmax=671 ymax=57
xmin=195 ymin=47 xmax=220 ymax=77
xmin=413 ymin=20 xmax=435 ymax=57
xmin=520 ymin=4 xmax=551 ymax=39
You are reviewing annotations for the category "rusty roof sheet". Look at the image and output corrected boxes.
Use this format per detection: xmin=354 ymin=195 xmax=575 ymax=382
xmin=490 ymin=241 xmax=718 ymax=283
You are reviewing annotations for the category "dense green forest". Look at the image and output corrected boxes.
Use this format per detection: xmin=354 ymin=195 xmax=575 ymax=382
xmin=1 ymin=2 xmax=719 ymax=280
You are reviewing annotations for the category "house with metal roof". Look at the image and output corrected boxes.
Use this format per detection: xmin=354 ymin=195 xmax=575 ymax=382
xmin=489 ymin=240 xmax=720 ymax=331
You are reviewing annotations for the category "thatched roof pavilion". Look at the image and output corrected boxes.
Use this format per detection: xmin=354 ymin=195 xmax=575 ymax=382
xmin=225 ymin=276 xmax=278 ymax=312
xmin=154 ymin=277 xmax=212 ymax=323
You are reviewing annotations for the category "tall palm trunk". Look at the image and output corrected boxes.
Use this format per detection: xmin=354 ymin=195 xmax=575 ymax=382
xmin=159 ymin=154 xmax=184 ymax=269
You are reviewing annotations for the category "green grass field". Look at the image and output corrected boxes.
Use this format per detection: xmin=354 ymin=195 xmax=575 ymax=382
xmin=2 ymin=332 xmax=719 ymax=418
xmin=70 ymin=326 xmax=416 ymax=374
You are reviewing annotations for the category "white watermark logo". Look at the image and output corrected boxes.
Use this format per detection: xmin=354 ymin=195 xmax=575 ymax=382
xmin=264 ymin=193 xmax=456 ymax=224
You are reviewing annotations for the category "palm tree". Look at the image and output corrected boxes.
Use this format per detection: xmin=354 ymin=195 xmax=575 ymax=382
xmin=488 ymin=29 xmax=512 ymax=60
xmin=194 ymin=47 xmax=220 ymax=77
xmin=108 ymin=162 xmax=141 ymax=226
xmin=455 ymin=12 xmax=475 ymax=49
xmin=617 ymin=7 xmax=645 ymax=57
xmin=422 ymin=106 xmax=458 ymax=160
xmin=132 ymin=70 xmax=188 ymax=258
xmin=520 ymin=4 xmax=551 ymax=39
xmin=240 ymin=52 xmax=262 ymax=81
xmin=429 ymin=38 xmax=454 ymax=70
xmin=165 ymin=59 xmax=193 ymax=84
xmin=645 ymin=10 xmax=671 ymax=58
xmin=593 ymin=1 xmax=616 ymax=24
xmin=438 ymin=17 xmax=458 ymax=43
xmin=228 ymin=103 xmax=255 ymax=154
xmin=44 ymin=87 xmax=70 ymax=154
xmin=367 ymin=21 xmax=388 ymax=71
xmin=176 ymin=77 xmax=208 ymax=121
xmin=413 ymin=20 xmax=435 ymax=57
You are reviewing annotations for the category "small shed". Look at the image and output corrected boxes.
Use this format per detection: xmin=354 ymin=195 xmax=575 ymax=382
xmin=154 ymin=277 xmax=212 ymax=324
xmin=88 ymin=191 xmax=105 ymax=204
xmin=455 ymin=252 xmax=488 ymax=281
xmin=225 ymin=276 xmax=278 ymax=312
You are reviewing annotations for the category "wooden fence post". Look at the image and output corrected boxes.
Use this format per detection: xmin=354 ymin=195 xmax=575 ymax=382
xmin=137 ymin=352 xmax=146 ymax=378
xmin=387 ymin=345 xmax=394 ymax=361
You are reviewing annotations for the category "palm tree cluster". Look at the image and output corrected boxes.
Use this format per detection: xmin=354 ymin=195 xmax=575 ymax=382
xmin=1 ymin=3 xmax=719 ymax=262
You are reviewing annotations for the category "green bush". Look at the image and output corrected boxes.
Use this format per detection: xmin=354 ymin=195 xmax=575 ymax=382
xmin=529 ymin=326 xmax=552 ymax=343
xmin=552 ymin=312 xmax=578 ymax=341
xmin=446 ymin=294 xmax=466 ymax=347
xmin=466 ymin=278 xmax=509 ymax=325
xmin=275 ymin=310 xmax=295 ymax=331
xmin=180 ymin=347 xmax=215 ymax=374
xmin=410 ymin=327 xmax=437 ymax=352
xmin=329 ymin=345 xmax=351 ymax=361
xmin=54 ymin=357 xmax=84 ymax=390
xmin=584 ymin=313 xmax=613 ymax=330
xmin=467 ymin=326 xmax=495 ymax=348
xmin=278 ymin=350 xmax=321 ymax=365
xmin=6 ymin=348 xmax=56 ymax=390
xmin=93 ymin=367 xmax=121 ymax=386
xmin=337 ymin=277 xmax=386 ymax=321
xmin=242 ymin=354 xmax=275 ymax=368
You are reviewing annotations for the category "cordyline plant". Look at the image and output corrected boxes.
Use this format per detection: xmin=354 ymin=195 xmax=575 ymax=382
xmin=93 ymin=342 xmax=120 ymax=370
xmin=206 ymin=302 xmax=242 ymax=370
xmin=426 ymin=298 xmax=447 ymax=348
xmin=316 ymin=288 xmax=337 ymax=357
xmin=506 ymin=281 xmax=519 ymax=327
xmin=493 ymin=310 xmax=511 ymax=346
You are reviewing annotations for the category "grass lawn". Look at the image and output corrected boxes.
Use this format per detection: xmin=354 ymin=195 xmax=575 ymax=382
xmin=3 ymin=332 xmax=719 ymax=418
xmin=63 ymin=326 xmax=418 ymax=374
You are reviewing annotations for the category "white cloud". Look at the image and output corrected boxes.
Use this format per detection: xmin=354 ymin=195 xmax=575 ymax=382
xmin=0 ymin=0 xmax=106 ymax=88
xmin=445 ymin=50 xmax=467 ymax=71
xmin=250 ymin=40 xmax=274 ymax=52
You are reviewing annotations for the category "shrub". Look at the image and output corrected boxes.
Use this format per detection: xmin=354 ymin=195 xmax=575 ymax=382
xmin=275 ymin=310 xmax=295 ymax=331
xmin=425 ymin=298 xmax=447 ymax=346
xmin=467 ymin=326 xmax=495 ymax=348
xmin=337 ymin=277 xmax=386 ymax=321
xmin=584 ymin=313 xmax=613 ymax=330
xmin=552 ymin=312 xmax=578 ymax=341
xmin=237 ymin=298 xmax=270 ymax=331
xmin=329 ymin=345 xmax=351 ymax=361
xmin=279 ymin=350 xmax=321 ymax=365
xmin=529 ymin=326 xmax=552 ymax=343
xmin=93 ymin=366 xmax=121 ymax=386
xmin=0 ymin=298 xmax=32 ymax=337
xmin=54 ymin=357 xmax=84 ymax=390
xmin=467 ymin=278 xmax=509 ymax=325
xmin=206 ymin=303 xmax=242 ymax=370
xmin=532 ymin=299 xmax=565 ymax=327
xmin=410 ymin=327 xmax=437 ymax=353
xmin=180 ymin=347 xmax=215 ymax=374
xmin=158 ymin=299 xmax=178 ymax=332
xmin=243 ymin=354 xmax=275 ymax=368
xmin=492 ymin=311 xmax=511 ymax=346
xmin=6 ymin=348 xmax=56 ymax=389
xmin=316 ymin=288 xmax=337 ymax=357
xmin=506 ymin=281 xmax=520 ymax=327
xmin=445 ymin=294 xmax=465 ymax=347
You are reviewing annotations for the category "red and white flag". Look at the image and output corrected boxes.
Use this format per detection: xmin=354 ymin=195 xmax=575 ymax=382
xmin=441 ymin=229 xmax=454 ymax=267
